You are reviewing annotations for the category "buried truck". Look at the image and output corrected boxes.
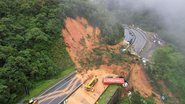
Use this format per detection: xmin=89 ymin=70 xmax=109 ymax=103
xmin=102 ymin=77 xmax=128 ymax=87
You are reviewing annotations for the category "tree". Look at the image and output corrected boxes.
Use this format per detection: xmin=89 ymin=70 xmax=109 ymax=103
xmin=0 ymin=0 xmax=71 ymax=103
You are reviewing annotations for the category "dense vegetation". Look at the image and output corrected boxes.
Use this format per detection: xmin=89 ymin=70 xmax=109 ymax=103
xmin=0 ymin=0 xmax=125 ymax=103
xmin=1 ymin=0 xmax=185 ymax=104
xmin=93 ymin=0 xmax=163 ymax=33
xmin=62 ymin=0 xmax=124 ymax=45
xmin=95 ymin=1 xmax=185 ymax=103
xmin=94 ymin=0 xmax=185 ymax=51
xmin=118 ymin=91 xmax=155 ymax=104
xmin=146 ymin=45 xmax=185 ymax=103
xmin=0 ymin=0 xmax=74 ymax=103
xmin=98 ymin=85 xmax=120 ymax=104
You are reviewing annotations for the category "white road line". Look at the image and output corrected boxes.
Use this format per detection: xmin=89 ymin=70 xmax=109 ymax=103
xmin=47 ymin=80 xmax=81 ymax=104
xmin=42 ymin=79 xmax=74 ymax=104
xmin=47 ymin=95 xmax=61 ymax=104
xmin=54 ymin=78 xmax=75 ymax=91
xmin=38 ymin=78 xmax=76 ymax=103
xmin=39 ymin=72 xmax=76 ymax=96
xmin=57 ymin=81 xmax=83 ymax=104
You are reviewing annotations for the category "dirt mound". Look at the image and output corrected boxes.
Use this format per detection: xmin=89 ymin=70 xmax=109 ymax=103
xmin=67 ymin=65 xmax=127 ymax=104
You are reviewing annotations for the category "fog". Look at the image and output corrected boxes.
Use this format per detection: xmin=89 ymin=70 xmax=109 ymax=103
xmin=147 ymin=0 xmax=185 ymax=49
xmin=91 ymin=0 xmax=185 ymax=50
xmin=138 ymin=0 xmax=185 ymax=30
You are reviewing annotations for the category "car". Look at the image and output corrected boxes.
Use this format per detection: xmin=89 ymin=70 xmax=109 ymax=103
xmin=27 ymin=99 xmax=38 ymax=104
xmin=142 ymin=58 xmax=147 ymax=65
xmin=122 ymin=82 xmax=128 ymax=87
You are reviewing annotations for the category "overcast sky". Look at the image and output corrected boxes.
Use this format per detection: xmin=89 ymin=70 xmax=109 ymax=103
xmin=141 ymin=0 xmax=185 ymax=28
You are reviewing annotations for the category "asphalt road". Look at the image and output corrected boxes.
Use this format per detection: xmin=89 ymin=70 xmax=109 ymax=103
xmin=130 ymin=28 xmax=146 ymax=54
xmin=124 ymin=26 xmax=146 ymax=55
xmin=136 ymin=28 xmax=158 ymax=58
xmin=36 ymin=72 xmax=82 ymax=104
xmin=39 ymin=73 xmax=76 ymax=96
xmin=124 ymin=26 xmax=162 ymax=59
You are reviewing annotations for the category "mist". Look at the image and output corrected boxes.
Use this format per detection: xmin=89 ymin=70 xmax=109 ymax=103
xmin=90 ymin=0 xmax=185 ymax=50
xmin=137 ymin=0 xmax=185 ymax=32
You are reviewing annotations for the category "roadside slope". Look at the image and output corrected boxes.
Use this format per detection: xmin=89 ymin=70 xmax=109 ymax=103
xmin=62 ymin=17 xmax=162 ymax=104
xmin=62 ymin=17 xmax=100 ymax=69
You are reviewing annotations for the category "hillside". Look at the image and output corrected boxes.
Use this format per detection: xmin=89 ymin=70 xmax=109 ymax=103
xmin=61 ymin=17 xmax=163 ymax=104
xmin=1 ymin=0 xmax=185 ymax=104
xmin=0 ymin=0 xmax=73 ymax=103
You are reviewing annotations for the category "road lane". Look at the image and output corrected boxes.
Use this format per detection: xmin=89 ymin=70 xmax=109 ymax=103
xmin=37 ymin=72 xmax=83 ymax=104
xmin=39 ymin=72 xmax=76 ymax=96
xmin=38 ymin=78 xmax=82 ymax=104
xmin=130 ymin=28 xmax=146 ymax=54
xmin=124 ymin=26 xmax=162 ymax=59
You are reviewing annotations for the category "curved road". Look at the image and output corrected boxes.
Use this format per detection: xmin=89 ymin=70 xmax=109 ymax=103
xmin=130 ymin=28 xmax=146 ymax=54
xmin=124 ymin=26 xmax=162 ymax=59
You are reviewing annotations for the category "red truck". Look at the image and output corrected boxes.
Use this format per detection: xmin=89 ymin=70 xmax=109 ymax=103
xmin=102 ymin=77 xmax=128 ymax=87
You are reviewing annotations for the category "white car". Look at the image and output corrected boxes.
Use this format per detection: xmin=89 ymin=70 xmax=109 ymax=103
xmin=122 ymin=82 xmax=128 ymax=87
xmin=158 ymin=41 xmax=161 ymax=45
xmin=142 ymin=58 xmax=147 ymax=65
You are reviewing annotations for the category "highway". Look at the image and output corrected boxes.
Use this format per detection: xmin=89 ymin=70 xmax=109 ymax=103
xmin=124 ymin=25 xmax=163 ymax=59
xmin=32 ymin=25 xmax=162 ymax=104
xmin=130 ymin=28 xmax=146 ymax=54
xmin=36 ymin=72 xmax=82 ymax=104
xmin=136 ymin=28 xmax=159 ymax=58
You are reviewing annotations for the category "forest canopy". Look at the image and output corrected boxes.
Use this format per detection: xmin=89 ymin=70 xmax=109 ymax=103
xmin=0 ymin=0 xmax=70 ymax=103
xmin=0 ymin=0 xmax=124 ymax=103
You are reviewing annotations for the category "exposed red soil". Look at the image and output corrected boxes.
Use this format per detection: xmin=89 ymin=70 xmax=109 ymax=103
xmin=62 ymin=17 xmax=162 ymax=104
xmin=62 ymin=17 xmax=130 ymax=104
xmin=62 ymin=17 xmax=100 ymax=69
xmin=129 ymin=64 xmax=153 ymax=97
xmin=67 ymin=69 xmax=115 ymax=104
xmin=129 ymin=64 xmax=162 ymax=104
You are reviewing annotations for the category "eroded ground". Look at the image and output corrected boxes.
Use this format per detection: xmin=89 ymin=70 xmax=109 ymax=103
xmin=62 ymin=17 xmax=164 ymax=104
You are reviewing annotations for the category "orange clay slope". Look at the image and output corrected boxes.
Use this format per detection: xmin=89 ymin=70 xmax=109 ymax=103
xmin=129 ymin=64 xmax=162 ymax=104
xmin=62 ymin=17 xmax=162 ymax=104
xmin=62 ymin=17 xmax=100 ymax=69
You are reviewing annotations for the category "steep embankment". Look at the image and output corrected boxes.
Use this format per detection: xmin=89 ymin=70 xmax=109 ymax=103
xmin=129 ymin=64 xmax=162 ymax=104
xmin=62 ymin=17 xmax=129 ymax=71
xmin=62 ymin=17 xmax=161 ymax=103
xmin=62 ymin=17 xmax=100 ymax=69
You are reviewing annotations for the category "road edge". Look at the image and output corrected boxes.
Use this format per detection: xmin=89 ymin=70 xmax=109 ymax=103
xmin=38 ymin=71 xmax=77 ymax=97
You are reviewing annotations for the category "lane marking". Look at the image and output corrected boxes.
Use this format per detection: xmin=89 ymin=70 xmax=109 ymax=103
xmin=39 ymin=72 xmax=76 ymax=96
xmin=57 ymin=81 xmax=82 ymax=104
xmin=38 ymin=77 xmax=77 ymax=102
xmin=47 ymin=80 xmax=82 ymax=104
xmin=38 ymin=79 xmax=74 ymax=104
